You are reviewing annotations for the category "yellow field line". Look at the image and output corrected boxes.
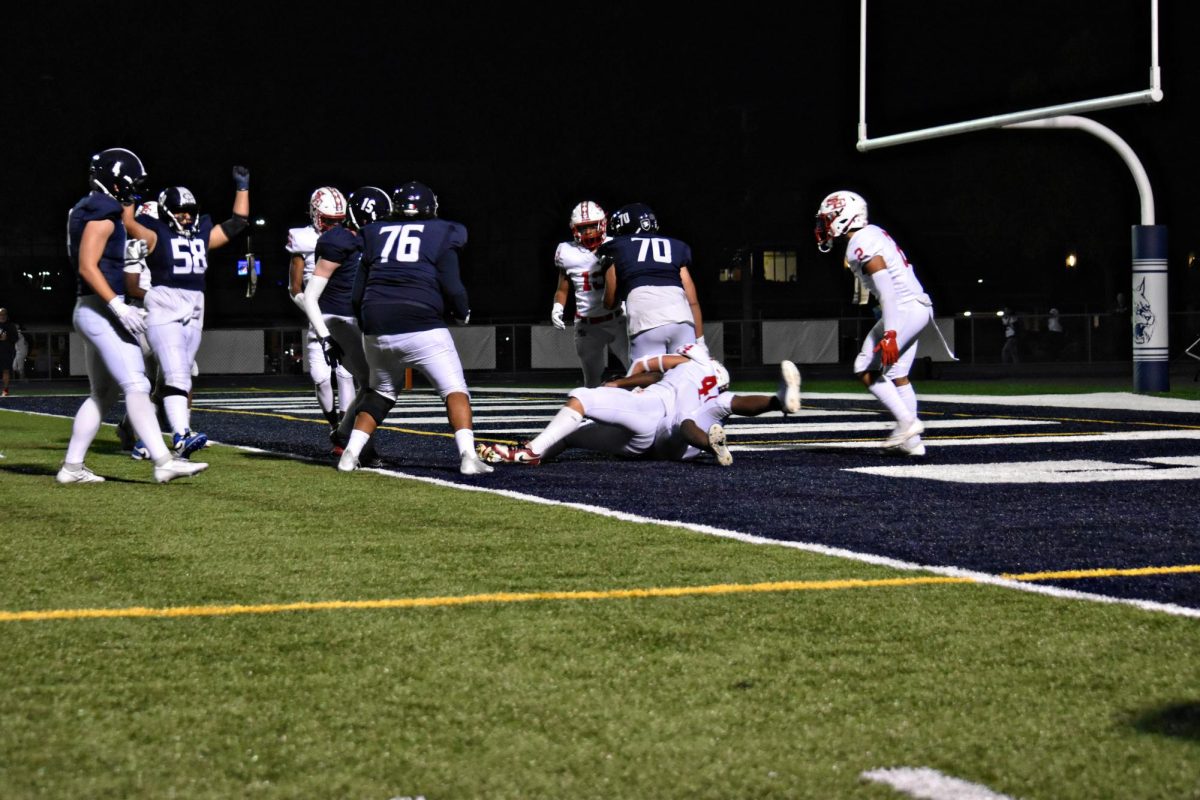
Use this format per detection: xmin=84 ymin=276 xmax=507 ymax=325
xmin=192 ymin=406 xmax=451 ymax=439
xmin=3 ymin=564 xmax=1197 ymax=624
xmin=1005 ymin=564 xmax=1200 ymax=581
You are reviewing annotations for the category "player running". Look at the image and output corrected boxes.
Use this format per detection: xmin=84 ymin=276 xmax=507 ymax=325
xmin=814 ymin=190 xmax=933 ymax=455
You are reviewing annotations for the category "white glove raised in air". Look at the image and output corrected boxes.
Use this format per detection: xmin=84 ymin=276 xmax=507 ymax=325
xmin=108 ymin=296 xmax=147 ymax=336
xmin=551 ymin=302 xmax=565 ymax=330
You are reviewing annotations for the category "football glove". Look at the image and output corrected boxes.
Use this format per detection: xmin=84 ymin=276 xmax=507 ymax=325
xmin=875 ymin=330 xmax=900 ymax=367
xmin=232 ymin=165 xmax=250 ymax=191
xmin=320 ymin=336 xmax=344 ymax=369
xmin=551 ymin=302 xmax=565 ymax=330
xmin=124 ymin=238 xmax=148 ymax=268
xmin=108 ymin=297 xmax=147 ymax=336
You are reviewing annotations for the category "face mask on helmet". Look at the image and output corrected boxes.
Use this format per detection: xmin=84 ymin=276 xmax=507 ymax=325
xmin=159 ymin=187 xmax=199 ymax=235
xmin=814 ymin=191 xmax=868 ymax=253
xmin=89 ymin=147 xmax=147 ymax=204
xmin=310 ymin=187 xmax=347 ymax=232
xmin=392 ymin=181 xmax=438 ymax=219
xmin=570 ymin=200 xmax=607 ymax=250
xmin=348 ymin=186 xmax=393 ymax=229
xmin=610 ymin=203 xmax=659 ymax=237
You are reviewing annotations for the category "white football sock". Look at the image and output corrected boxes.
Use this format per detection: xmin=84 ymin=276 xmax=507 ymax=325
xmin=895 ymin=382 xmax=923 ymax=445
xmin=454 ymin=428 xmax=476 ymax=458
xmin=868 ymin=379 xmax=912 ymax=424
xmin=335 ymin=370 xmax=356 ymax=415
xmin=126 ymin=392 xmax=171 ymax=462
xmin=65 ymin=396 xmax=104 ymax=464
xmin=163 ymin=394 xmax=190 ymax=436
xmin=345 ymin=429 xmax=370 ymax=459
xmin=529 ymin=407 xmax=584 ymax=455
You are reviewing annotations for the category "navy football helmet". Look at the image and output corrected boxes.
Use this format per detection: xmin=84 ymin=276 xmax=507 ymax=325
xmin=392 ymin=181 xmax=438 ymax=219
xmin=347 ymin=186 xmax=393 ymax=229
xmin=609 ymin=203 xmax=658 ymax=237
xmin=158 ymin=186 xmax=200 ymax=235
xmin=89 ymin=147 xmax=147 ymax=204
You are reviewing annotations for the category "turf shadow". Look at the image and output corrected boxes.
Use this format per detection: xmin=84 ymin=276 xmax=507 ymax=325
xmin=1129 ymin=702 xmax=1200 ymax=742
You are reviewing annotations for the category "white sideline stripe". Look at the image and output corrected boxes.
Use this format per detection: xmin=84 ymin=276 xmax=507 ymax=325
xmin=8 ymin=407 xmax=1199 ymax=620
xmin=862 ymin=767 xmax=1018 ymax=800
xmin=220 ymin=442 xmax=1200 ymax=620
xmin=740 ymin=428 xmax=1200 ymax=451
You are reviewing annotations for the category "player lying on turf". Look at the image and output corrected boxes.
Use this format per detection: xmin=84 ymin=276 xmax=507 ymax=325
xmin=479 ymin=345 xmax=801 ymax=467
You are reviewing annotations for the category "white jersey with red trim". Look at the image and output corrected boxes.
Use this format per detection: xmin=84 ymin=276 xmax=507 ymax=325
xmin=845 ymin=224 xmax=927 ymax=306
xmin=554 ymin=238 xmax=611 ymax=319
xmin=644 ymin=359 xmax=726 ymax=459
xmin=286 ymin=225 xmax=319 ymax=286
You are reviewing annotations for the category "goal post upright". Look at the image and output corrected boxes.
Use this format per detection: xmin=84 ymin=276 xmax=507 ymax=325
xmin=855 ymin=0 xmax=1167 ymax=391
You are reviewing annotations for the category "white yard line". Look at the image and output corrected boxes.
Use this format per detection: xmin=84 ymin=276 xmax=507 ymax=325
xmin=862 ymin=767 xmax=1019 ymax=800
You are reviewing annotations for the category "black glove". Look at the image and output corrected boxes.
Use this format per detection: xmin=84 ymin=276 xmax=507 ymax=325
xmin=320 ymin=336 xmax=344 ymax=369
xmin=232 ymin=165 xmax=250 ymax=191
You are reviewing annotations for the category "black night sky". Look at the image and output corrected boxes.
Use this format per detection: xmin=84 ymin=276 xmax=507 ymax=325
xmin=3 ymin=2 xmax=1196 ymax=327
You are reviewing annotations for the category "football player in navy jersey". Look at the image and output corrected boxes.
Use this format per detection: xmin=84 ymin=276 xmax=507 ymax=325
xmin=302 ymin=185 xmax=389 ymax=464
xmin=337 ymin=180 xmax=493 ymax=476
xmin=58 ymin=148 xmax=208 ymax=484
xmin=598 ymin=203 xmax=703 ymax=361
xmin=122 ymin=166 xmax=250 ymax=459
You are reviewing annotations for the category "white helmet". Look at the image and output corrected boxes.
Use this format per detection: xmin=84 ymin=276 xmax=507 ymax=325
xmin=569 ymin=200 xmax=607 ymax=251
xmin=814 ymin=190 xmax=868 ymax=253
xmin=309 ymin=186 xmax=347 ymax=232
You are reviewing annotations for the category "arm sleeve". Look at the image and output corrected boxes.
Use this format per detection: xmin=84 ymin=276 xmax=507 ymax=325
xmin=303 ymin=275 xmax=332 ymax=338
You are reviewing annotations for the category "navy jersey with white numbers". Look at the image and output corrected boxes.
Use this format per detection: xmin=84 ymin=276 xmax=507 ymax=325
xmin=357 ymin=218 xmax=470 ymax=335
xmin=140 ymin=214 xmax=216 ymax=292
xmin=67 ymin=192 xmax=126 ymax=296
xmin=314 ymin=226 xmax=362 ymax=317
xmin=597 ymin=235 xmax=693 ymax=300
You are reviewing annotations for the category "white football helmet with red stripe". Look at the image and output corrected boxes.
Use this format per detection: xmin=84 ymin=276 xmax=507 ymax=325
xmin=569 ymin=200 xmax=607 ymax=251
xmin=309 ymin=187 xmax=347 ymax=232
xmin=814 ymin=190 xmax=868 ymax=253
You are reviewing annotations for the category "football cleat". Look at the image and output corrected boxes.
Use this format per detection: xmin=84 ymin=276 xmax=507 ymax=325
xmin=460 ymin=454 xmax=494 ymax=475
xmin=56 ymin=464 xmax=105 ymax=484
xmin=329 ymin=429 xmax=347 ymax=457
xmin=153 ymin=458 xmax=208 ymax=484
xmin=488 ymin=443 xmax=542 ymax=465
xmin=337 ymin=449 xmax=359 ymax=472
xmin=707 ymin=423 xmax=733 ymax=467
xmin=882 ymin=418 xmax=925 ymax=449
xmin=475 ymin=443 xmax=502 ymax=464
xmin=172 ymin=430 xmax=208 ymax=459
xmin=897 ymin=438 xmax=927 ymax=457
xmin=130 ymin=439 xmax=151 ymax=460
xmin=777 ymin=360 xmax=801 ymax=414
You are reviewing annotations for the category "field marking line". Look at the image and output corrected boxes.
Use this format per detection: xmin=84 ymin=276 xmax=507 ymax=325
xmin=0 ymin=576 xmax=972 ymax=623
xmin=862 ymin=766 xmax=1018 ymax=800
xmin=3 ymin=566 xmax=1196 ymax=624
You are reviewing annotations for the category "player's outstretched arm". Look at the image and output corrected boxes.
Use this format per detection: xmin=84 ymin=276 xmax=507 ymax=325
xmin=122 ymin=204 xmax=158 ymax=253
xmin=209 ymin=166 xmax=250 ymax=250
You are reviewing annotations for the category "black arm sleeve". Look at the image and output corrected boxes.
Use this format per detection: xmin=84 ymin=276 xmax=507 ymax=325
xmin=219 ymin=213 xmax=250 ymax=239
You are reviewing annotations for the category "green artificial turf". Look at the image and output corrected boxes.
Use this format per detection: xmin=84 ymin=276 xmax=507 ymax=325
xmin=1 ymin=411 xmax=1198 ymax=799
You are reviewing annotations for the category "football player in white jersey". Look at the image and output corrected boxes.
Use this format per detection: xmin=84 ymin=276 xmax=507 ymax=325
xmin=287 ymin=187 xmax=357 ymax=433
xmin=551 ymin=201 xmax=629 ymax=387
xmin=482 ymin=344 xmax=801 ymax=466
xmin=815 ymin=190 xmax=932 ymax=455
